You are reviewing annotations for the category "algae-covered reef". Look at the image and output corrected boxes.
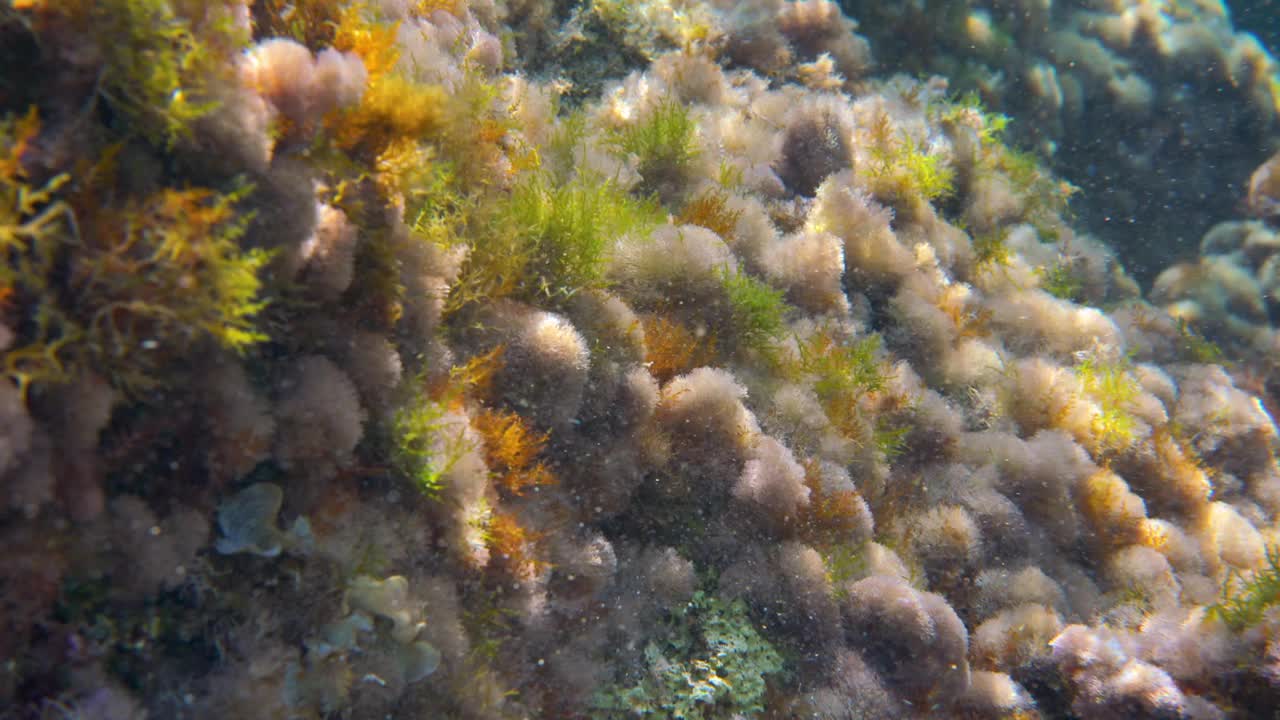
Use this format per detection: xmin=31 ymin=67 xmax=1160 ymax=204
xmin=838 ymin=0 xmax=1280 ymax=282
xmin=3 ymin=1 xmax=1280 ymax=719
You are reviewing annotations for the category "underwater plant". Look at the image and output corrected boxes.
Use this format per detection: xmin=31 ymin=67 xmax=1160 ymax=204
xmin=1074 ymin=354 xmax=1141 ymax=452
xmin=452 ymin=172 xmax=662 ymax=309
xmin=2 ymin=110 xmax=272 ymax=394
xmin=0 ymin=110 xmax=78 ymax=394
xmin=1208 ymin=545 xmax=1280 ymax=632
xmin=1174 ymin=317 xmax=1224 ymax=365
xmin=786 ymin=328 xmax=891 ymax=442
xmin=719 ymin=268 xmax=790 ymax=359
xmin=641 ymin=313 xmax=718 ymax=383
xmin=391 ymin=348 xmax=506 ymax=498
xmin=24 ymin=0 xmax=247 ymax=148
xmin=251 ymin=0 xmax=343 ymax=48
xmin=607 ymin=98 xmax=700 ymax=200
xmin=1037 ymin=261 xmax=1086 ymax=303
xmin=677 ymin=188 xmax=743 ymax=243
xmin=971 ymin=228 xmax=1013 ymax=273
xmin=482 ymin=508 xmax=547 ymax=582
xmin=391 ymin=393 xmax=466 ymax=498
xmin=328 ymin=3 xmax=442 ymax=153
xmin=81 ymin=187 xmax=271 ymax=354
xmin=472 ymin=408 xmax=556 ymax=496
xmin=863 ymin=113 xmax=955 ymax=211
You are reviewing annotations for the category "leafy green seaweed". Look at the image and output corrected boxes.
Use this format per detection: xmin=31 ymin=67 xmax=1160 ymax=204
xmin=1208 ymin=545 xmax=1280 ymax=632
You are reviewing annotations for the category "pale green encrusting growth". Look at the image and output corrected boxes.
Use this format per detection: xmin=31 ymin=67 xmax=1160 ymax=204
xmin=592 ymin=591 xmax=784 ymax=720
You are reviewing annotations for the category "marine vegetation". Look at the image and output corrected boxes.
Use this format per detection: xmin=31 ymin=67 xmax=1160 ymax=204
xmin=1074 ymin=354 xmax=1141 ymax=452
xmin=453 ymin=172 xmax=662 ymax=308
xmin=608 ymin=98 xmax=700 ymax=200
xmin=2 ymin=110 xmax=271 ymax=394
xmin=3 ymin=1 xmax=1280 ymax=719
xmin=1209 ymin=545 xmax=1280 ymax=632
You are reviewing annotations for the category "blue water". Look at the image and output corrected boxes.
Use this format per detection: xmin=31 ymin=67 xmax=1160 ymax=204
xmin=1231 ymin=0 xmax=1280 ymax=54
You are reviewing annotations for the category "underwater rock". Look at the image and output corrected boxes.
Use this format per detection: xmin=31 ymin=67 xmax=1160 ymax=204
xmin=1249 ymin=151 xmax=1280 ymax=222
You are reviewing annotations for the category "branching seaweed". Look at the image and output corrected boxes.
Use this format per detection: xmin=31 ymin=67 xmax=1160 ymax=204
xmin=1174 ymin=317 xmax=1224 ymax=365
xmin=677 ymin=188 xmax=742 ymax=242
xmin=607 ymin=99 xmax=700 ymax=200
xmin=641 ymin=313 xmax=718 ymax=384
xmin=0 ymin=110 xmax=80 ymax=393
xmin=392 ymin=349 xmax=507 ymax=498
xmin=391 ymin=392 xmax=469 ymax=498
xmin=71 ymin=185 xmax=272 ymax=389
xmin=1038 ymin=261 xmax=1085 ymax=303
xmin=719 ymin=268 xmax=790 ymax=359
xmin=971 ymin=228 xmax=1013 ymax=273
xmin=780 ymin=328 xmax=907 ymax=459
xmin=1075 ymin=355 xmax=1140 ymax=451
xmin=1208 ymin=545 xmax=1280 ymax=632
xmin=799 ymin=459 xmax=871 ymax=550
xmin=450 ymin=172 xmax=661 ymax=310
xmin=864 ymin=115 xmax=955 ymax=209
xmin=791 ymin=330 xmax=889 ymax=403
xmin=328 ymin=4 xmax=445 ymax=157
xmin=251 ymin=0 xmax=342 ymax=48
xmin=3 ymin=110 xmax=271 ymax=393
xmin=48 ymin=0 xmax=246 ymax=147
xmin=482 ymin=509 xmax=547 ymax=582
xmin=472 ymin=408 xmax=556 ymax=496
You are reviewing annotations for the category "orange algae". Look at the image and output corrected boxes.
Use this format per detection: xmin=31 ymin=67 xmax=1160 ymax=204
xmin=797 ymin=458 xmax=868 ymax=547
xmin=76 ymin=187 xmax=270 ymax=357
xmin=252 ymin=0 xmax=342 ymax=48
xmin=414 ymin=0 xmax=464 ymax=15
xmin=484 ymin=510 xmax=547 ymax=582
xmin=640 ymin=313 xmax=717 ymax=383
xmin=473 ymin=408 xmax=557 ymax=496
xmin=677 ymin=189 xmax=742 ymax=242
xmin=328 ymin=5 xmax=445 ymax=156
xmin=428 ymin=345 xmax=506 ymax=409
xmin=331 ymin=3 xmax=401 ymax=78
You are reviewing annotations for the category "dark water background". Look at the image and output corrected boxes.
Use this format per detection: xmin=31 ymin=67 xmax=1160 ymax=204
xmin=1230 ymin=0 xmax=1280 ymax=53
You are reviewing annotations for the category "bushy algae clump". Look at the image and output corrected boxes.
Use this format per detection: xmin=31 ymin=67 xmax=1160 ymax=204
xmin=1 ymin=111 xmax=272 ymax=394
xmin=863 ymin=112 xmax=955 ymax=214
xmin=608 ymin=98 xmax=700 ymax=200
xmin=0 ymin=110 xmax=78 ymax=394
xmin=1074 ymin=354 xmax=1141 ymax=452
xmin=1037 ymin=261 xmax=1086 ymax=303
xmin=1209 ymin=545 xmax=1280 ymax=631
xmin=719 ymin=268 xmax=791 ymax=359
xmin=391 ymin=392 xmax=462 ymax=498
xmin=83 ymin=0 xmax=241 ymax=147
xmin=452 ymin=172 xmax=663 ymax=309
